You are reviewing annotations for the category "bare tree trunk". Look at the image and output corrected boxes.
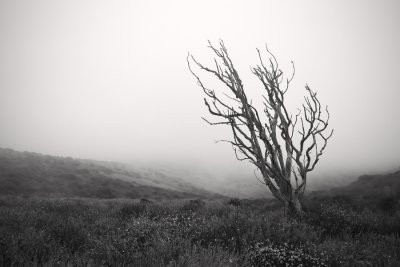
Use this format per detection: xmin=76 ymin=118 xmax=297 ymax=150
xmin=287 ymin=195 xmax=303 ymax=216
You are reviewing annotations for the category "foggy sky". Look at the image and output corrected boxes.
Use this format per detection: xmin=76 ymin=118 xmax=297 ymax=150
xmin=1 ymin=0 xmax=400 ymax=178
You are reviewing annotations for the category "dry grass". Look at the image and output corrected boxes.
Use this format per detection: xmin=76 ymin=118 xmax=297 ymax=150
xmin=0 ymin=196 xmax=399 ymax=266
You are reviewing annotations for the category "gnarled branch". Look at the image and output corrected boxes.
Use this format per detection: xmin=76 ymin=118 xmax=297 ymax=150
xmin=188 ymin=40 xmax=333 ymax=213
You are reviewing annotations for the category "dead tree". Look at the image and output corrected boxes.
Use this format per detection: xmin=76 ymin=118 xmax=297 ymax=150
xmin=187 ymin=41 xmax=333 ymax=215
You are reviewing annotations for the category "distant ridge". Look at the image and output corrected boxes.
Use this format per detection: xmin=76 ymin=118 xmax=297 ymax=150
xmin=0 ymin=148 xmax=223 ymax=199
xmin=330 ymin=170 xmax=400 ymax=197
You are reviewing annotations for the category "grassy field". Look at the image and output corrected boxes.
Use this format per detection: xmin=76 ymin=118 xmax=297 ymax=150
xmin=1 ymin=196 xmax=399 ymax=267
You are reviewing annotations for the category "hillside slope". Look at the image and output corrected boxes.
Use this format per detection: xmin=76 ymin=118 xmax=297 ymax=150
xmin=330 ymin=170 xmax=400 ymax=197
xmin=0 ymin=148 xmax=222 ymax=199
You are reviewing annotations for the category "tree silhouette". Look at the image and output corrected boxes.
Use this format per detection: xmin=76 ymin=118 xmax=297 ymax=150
xmin=188 ymin=41 xmax=333 ymax=214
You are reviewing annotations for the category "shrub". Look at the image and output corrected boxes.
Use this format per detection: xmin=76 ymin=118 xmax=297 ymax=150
xmin=48 ymin=217 xmax=88 ymax=253
xmin=0 ymin=228 xmax=54 ymax=266
xmin=246 ymin=240 xmax=328 ymax=267
xmin=227 ymin=198 xmax=241 ymax=207
xmin=378 ymin=196 xmax=398 ymax=215
xmin=119 ymin=202 xmax=148 ymax=219
xmin=306 ymin=202 xmax=380 ymax=236
xmin=181 ymin=199 xmax=206 ymax=212
xmin=140 ymin=198 xmax=152 ymax=204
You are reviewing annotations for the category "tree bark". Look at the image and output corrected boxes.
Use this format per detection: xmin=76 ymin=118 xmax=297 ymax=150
xmin=287 ymin=194 xmax=303 ymax=216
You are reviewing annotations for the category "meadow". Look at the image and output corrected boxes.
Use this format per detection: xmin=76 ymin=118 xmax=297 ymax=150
xmin=0 ymin=196 xmax=399 ymax=267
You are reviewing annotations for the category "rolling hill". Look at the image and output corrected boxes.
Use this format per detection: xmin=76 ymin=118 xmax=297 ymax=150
xmin=307 ymin=169 xmax=400 ymax=212
xmin=0 ymin=148 xmax=222 ymax=199
xmin=330 ymin=170 xmax=400 ymax=198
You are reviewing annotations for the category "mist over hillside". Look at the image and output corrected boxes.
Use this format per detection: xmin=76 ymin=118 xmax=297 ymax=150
xmin=330 ymin=170 xmax=400 ymax=198
xmin=138 ymin=159 xmax=365 ymax=198
xmin=2 ymin=147 xmax=394 ymax=200
xmin=0 ymin=148 xmax=222 ymax=199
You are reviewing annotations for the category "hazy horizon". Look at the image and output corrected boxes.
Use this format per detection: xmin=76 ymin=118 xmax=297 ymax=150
xmin=1 ymin=0 xmax=400 ymax=180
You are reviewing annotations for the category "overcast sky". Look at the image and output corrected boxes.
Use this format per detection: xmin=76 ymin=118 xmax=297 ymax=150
xmin=1 ymin=0 xmax=399 ymax=177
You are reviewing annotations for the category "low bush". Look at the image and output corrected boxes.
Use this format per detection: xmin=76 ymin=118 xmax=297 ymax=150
xmin=246 ymin=240 xmax=328 ymax=267
xmin=0 ymin=196 xmax=399 ymax=266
